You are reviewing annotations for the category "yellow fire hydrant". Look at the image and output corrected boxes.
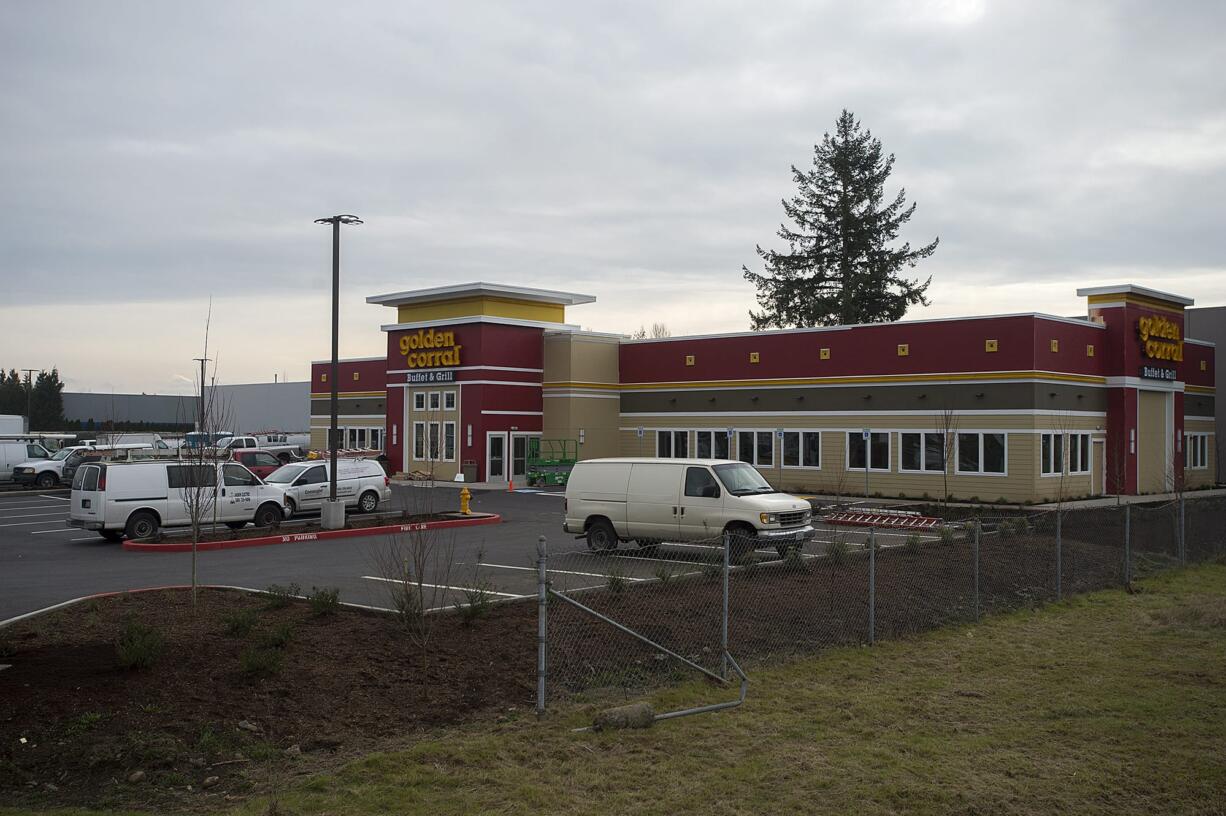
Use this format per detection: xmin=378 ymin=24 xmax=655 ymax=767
xmin=459 ymin=486 xmax=472 ymax=516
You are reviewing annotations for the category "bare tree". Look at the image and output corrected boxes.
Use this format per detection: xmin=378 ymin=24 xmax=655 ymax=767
xmin=630 ymin=322 xmax=671 ymax=339
xmin=937 ymin=407 xmax=958 ymax=514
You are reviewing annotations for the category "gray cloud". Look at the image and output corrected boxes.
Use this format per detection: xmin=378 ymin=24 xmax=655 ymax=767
xmin=2 ymin=0 xmax=1224 ymax=390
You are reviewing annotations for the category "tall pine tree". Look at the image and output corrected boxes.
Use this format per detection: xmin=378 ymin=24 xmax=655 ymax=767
xmin=31 ymin=368 xmax=65 ymax=429
xmin=743 ymin=110 xmax=938 ymax=328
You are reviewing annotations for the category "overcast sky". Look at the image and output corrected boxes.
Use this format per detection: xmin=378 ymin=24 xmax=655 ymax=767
xmin=3 ymin=0 xmax=1223 ymax=394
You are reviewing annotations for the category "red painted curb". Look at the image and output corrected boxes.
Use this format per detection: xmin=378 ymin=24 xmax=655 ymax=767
xmin=122 ymin=514 xmax=502 ymax=553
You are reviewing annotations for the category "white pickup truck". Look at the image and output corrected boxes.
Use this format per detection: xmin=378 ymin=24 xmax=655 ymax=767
xmin=214 ymin=436 xmax=304 ymax=464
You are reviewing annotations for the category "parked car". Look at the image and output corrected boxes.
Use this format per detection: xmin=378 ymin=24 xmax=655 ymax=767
xmin=215 ymin=436 xmax=302 ymax=463
xmin=67 ymin=460 xmax=288 ymax=541
xmin=562 ymin=458 xmax=814 ymax=555
xmin=263 ymin=458 xmax=390 ymax=515
xmin=1 ymin=441 xmax=52 ymax=484
xmin=12 ymin=445 xmax=95 ymax=488
xmin=229 ymin=449 xmax=285 ymax=479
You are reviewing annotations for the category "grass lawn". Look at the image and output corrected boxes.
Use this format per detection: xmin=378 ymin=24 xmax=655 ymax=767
xmin=8 ymin=564 xmax=1226 ymax=816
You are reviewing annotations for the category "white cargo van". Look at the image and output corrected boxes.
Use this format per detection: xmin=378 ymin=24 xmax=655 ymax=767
xmin=563 ymin=458 xmax=814 ymax=554
xmin=263 ymin=458 xmax=390 ymax=515
xmin=1 ymin=441 xmax=51 ymax=484
xmin=67 ymin=460 xmax=288 ymax=541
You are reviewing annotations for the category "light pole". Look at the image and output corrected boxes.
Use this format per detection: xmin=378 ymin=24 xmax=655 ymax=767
xmin=21 ymin=369 xmax=37 ymax=432
xmin=314 ymin=214 xmax=362 ymax=529
xmin=192 ymin=357 xmax=210 ymax=437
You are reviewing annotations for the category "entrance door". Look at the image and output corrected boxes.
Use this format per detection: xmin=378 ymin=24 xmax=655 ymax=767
xmin=511 ymin=434 xmax=530 ymax=480
xmin=1137 ymin=390 xmax=1171 ymax=493
xmin=486 ymin=433 xmax=507 ymax=483
xmin=1092 ymin=439 xmax=1106 ymax=495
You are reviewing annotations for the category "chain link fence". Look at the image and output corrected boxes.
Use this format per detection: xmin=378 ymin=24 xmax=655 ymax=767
xmin=536 ymin=495 xmax=1226 ymax=718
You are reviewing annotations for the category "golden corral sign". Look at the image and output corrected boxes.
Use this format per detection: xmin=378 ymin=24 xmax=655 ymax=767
xmin=1136 ymin=315 xmax=1183 ymax=362
xmin=399 ymin=329 xmax=462 ymax=368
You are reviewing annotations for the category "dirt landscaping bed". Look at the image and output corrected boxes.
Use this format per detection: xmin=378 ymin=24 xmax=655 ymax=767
xmin=150 ymin=510 xmax=493 ymax=545
xmin=0 ymin=588 xmax=536 ymax=812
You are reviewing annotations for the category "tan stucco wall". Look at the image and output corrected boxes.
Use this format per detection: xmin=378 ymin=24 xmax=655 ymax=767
xmin=543 ymin=333 xmax=622 ymax=459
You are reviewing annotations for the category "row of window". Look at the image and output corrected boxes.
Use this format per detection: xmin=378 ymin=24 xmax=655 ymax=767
xmin=1186 ymin=433 xmax=1210 ymax=470
xmin=412 ymin=421 xmax=457 ymax=462
xmin=340 ymin=426 xmax=384 ymax=451
xmin=411 ymin=391 xmax=457 ymax=412
xmin=652 ymin=429 xmax=1107 ymax=477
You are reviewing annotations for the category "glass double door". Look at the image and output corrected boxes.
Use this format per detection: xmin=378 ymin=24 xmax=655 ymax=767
xmin=485 ymin=432 xmax=532 ymax=483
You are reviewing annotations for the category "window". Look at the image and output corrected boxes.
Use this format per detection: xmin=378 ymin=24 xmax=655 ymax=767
xmin=781 ymin=431 xmax=821 ymax=468
xmin=1068 ymin=433 xmax=1091 ymax=475
xmin=299 ymin=466 xmax=327 ymax=485
xmin=443 ymin=391 xmax=457 ymax=410
xmin=168 ymin=464 xmax=216 ymax=489
xmin=736 ymin=430 xmax=773 ymax=466
xmin=695 ymin=430 xmax=730 ymax=459
xmin=1186 ymin=433 xmax=1210 ymax=469
xmin=223 ymin=464 xmax=259 ymax=486
xmin=1041 ymin=433 xmax=1064 ymax=476
xmin=413 ymin=422 xmax=426 ymax=460
xmin=684 ymin=467 xmax=720 ymax=498
xmin=847 ymin=432 xmax=890 ymax=471
xmin=27 ymin=444 xmax=47 ymax=459
xmin=428 ymin=422 xmax=441 ymax=459
xmin=656 ymin=430 xmax=688 ymax=458
xmin=956 ymin=433 xmax=1007 ymax=475
xmin=356 ymin=428 xmax=368 ymax=449
xmin=428 ymin=392 xmax=441 ymax=411
xmin=370 ymin=428 xmax=383 ymax=452
xmin=901 ymin=433 xmax=945 ymax=472
xmin=253 ymin=453 xmax=279 ymax=468
xmin=83 ymin=466 xmax=99 ymax=492
xmin=444 ymin=422 xmax=456 ymax=461
xmin=413 ymin=392 xmax=426 ymax=411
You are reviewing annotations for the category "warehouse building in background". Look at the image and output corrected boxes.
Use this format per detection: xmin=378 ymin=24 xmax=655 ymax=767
xmin=64 ymin=381 xmax=309 ymax=433
xmin=311 ymin=282 xmax=1217 ymax=503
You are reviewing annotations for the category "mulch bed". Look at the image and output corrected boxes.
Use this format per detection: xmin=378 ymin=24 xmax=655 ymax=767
xmin=0 ymin=589 xmax=536 ymax=812
xmin=153 ymin=511 xmax=461 ymax=544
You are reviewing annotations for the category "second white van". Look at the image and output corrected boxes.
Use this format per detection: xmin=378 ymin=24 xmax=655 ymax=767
xmin=263 ymin=458 xmax=391 ymax=515
xmin=563 ymin=458 xmax=814 ymax=554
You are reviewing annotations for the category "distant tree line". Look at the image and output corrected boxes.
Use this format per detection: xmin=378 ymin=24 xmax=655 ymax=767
xmin=0 ymin=368 xmax=65 ymax=429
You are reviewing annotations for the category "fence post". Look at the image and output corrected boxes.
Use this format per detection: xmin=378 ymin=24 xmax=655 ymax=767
xmin=868 ymin=527 xmax=876 ymax=646
xmin=536 ymin=534 xmax=547 ymax=717
xmin=1124 ymin=503 xmax=1131 ymax=586
xmin=721 ymin=530 xmax=730 ymax=681
xmin=1055 ymin=510 xmax=1062 ymax=601
xmin=1179 ymin=495 xmax=1186 ymax=565
xmin=973 ymin=519 xmax=981 ymax=621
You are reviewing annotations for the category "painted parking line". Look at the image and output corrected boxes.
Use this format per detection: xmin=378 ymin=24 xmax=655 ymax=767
xmin=361 ymin=576 xmax=529 ymax=599
xmin=30 ymin=528 xmax=78 ymax=535
xmin=0 ymin=512 xmax=70 ymax=520
xmin=0 ymin=503 xmax=73 ymax=511
xmin=39 ymin=495 xmax=70 ymax=501
xmin=0 ymin=519 xmax=74 ymax=528
xmin=476 ymin=562 xmax=649 ymax=581
xmin=69 ymin=536 xmax=104 ymax=542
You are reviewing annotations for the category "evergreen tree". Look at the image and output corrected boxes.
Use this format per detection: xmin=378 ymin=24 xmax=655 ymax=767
xmin=743 ymin=110 xmax=939 ymax=328
xmin=0 ymin=370 xmax=25 ymax=416
xmin=30 ymin=368 xmax=65 ymax=428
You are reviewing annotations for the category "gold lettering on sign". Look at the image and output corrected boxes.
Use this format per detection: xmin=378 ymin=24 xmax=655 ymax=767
xmin=1136 ymin=316 xmax=1183 ymax=362
xmin=398 ymin=329 xmax=462 ymax=368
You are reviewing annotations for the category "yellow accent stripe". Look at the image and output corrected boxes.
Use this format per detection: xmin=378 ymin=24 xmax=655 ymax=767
xmin=544 ymin=371 xmax=1109 ymax=391
xmin=309 ymin=391 xmax=386 ymax=398
xmin=1087 ymin=293 xmax=1186 ymax=314
xmin=1186 ymin=384 xmax=1216 ymax=394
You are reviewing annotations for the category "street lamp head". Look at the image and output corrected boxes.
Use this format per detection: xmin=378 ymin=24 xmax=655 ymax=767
xmin=315 ymin=214 xmax=363 ymax=226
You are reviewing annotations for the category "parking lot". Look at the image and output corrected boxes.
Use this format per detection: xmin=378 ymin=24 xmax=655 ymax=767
xmin=0 ymin=484 xmax=931 ymax=622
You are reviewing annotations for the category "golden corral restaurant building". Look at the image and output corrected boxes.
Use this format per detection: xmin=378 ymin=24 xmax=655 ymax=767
xmin=310 ymin=282 xmax=1217 ymax=502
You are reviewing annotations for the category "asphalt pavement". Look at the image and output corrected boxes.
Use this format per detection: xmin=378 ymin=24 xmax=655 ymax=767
xmin=0 ymin=484 xmax=913 ymax=622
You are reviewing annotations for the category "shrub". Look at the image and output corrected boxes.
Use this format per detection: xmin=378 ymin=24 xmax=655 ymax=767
xmin=904 ymin=534 xmax=922 ymax=555
xmin=826 ymin=537 xmax=848 ymax=566
xmin=0 ymin=633 xmax=15 ymax=660
xmin=116 ymin=621 xmax=164 ymax=670
xmin=263 ymin=583 xmax=301 ymax=610
xmin=653 ymin=565 xmax=674 ymax=585
xmin=239 ymin=646 xmax=282 ymax=677
xmin=223 ymin=609 xmax=257 ymax=637
xmin=259 ymin=623 xmax=294 ymax=650
xmin=702 ymin=561 xmax=723 ymax=582
xmin=307 ymin=586 xmax=341 ymax=617
xmin=455 ymin=580 xmax=495 ymax=627
xmin=938 ymin=525 xmax=955 ymax=544
xmin=783 ymin=546 xmax=805 ymax=570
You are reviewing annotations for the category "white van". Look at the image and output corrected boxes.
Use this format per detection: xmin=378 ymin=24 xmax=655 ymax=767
xmin=263 ymin=458 xmax=390 ymax=515
xmin=563 ymin=458 xmax=814 ymax=555
xmin=1 ymin=441 xmax=51 ymax=484
xmin=67 ymin=460 xmax=288 ymax=541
